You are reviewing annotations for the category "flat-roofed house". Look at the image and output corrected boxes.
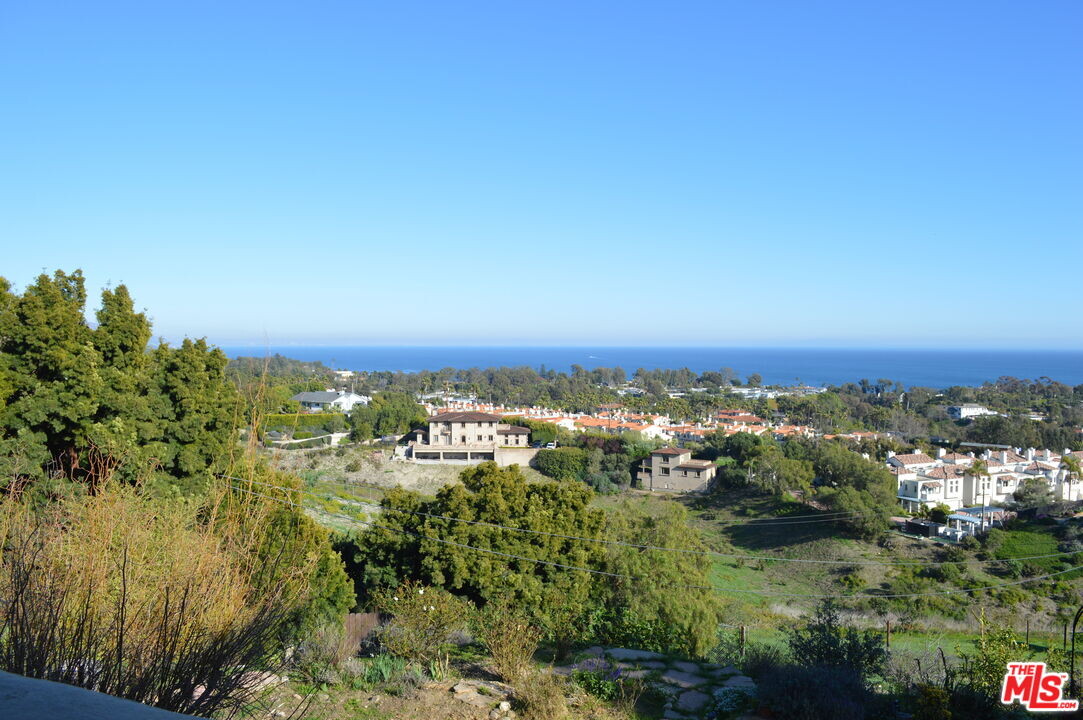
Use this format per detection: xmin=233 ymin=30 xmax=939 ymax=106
xmin=947 ymin=404 xmax=998 ymax=420
xmin=637 ymin=447 xmax=716 ymax=492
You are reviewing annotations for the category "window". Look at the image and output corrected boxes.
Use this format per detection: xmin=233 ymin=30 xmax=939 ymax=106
xmin=660 ymin=468 xmax=669 ymax=476
xmin=489 ymin=435 xmax=494 ymax=441
xmin=461 ymin=436 xmax=466 ymax=443
xmin=662 ymin=457 xmax=669 ymax=464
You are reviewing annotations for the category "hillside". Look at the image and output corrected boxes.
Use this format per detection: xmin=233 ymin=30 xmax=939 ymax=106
xmin=288 ymin=453 xmax=1082 ymax=660
xmin=596 ymin=488 xmax=1083 ymax=657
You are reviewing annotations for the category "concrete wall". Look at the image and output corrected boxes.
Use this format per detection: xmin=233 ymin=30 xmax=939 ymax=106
xmin=495 ymin=447 xmax=539 ymax=467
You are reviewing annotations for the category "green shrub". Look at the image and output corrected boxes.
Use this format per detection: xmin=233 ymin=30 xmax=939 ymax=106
xmin=957 ymin=616 xmax=1028 ymax=700
xmin=572 ymin=668 xmax=621 ymax=702
xmin=786 ymin=601 xmax=887 ymax=684
xmin=535 ymin=447 xmax=588 ymax=480
xmin=374 ymin=580 xmax=471 ymax=664
xmin=572 ymin=667 xmax=644 ymax=711
xmin=912 ymin=684 xmax=952 ymax=720
xmin=759 ymin=664 xmax=868 ymax=720
xmin=740 ymin=642 xmax=788 ymax=679
xmin=711 ymin=687 xmax=756 ymax=717
xmin=263 ymin=413 xmax=347 ymax=432
xmin=342 ymin=653 xmax=409 ymax=690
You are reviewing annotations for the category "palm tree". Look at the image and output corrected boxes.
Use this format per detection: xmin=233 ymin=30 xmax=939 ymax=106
xmin=1062 ymin=455 xmax=1081 ymax=499
xmin=967 ymin=459 xmax=990 ymax=530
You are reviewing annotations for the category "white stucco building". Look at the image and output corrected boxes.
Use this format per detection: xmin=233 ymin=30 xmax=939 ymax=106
xmin=892 ymin=447 xmax=1083 ymax=513
xmin=290 ymin=390 xmax=370 ymax=413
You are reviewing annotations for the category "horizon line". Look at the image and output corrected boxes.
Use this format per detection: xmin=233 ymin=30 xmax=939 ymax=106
xmin=209 ymin=342 xmax=1083 ymax=353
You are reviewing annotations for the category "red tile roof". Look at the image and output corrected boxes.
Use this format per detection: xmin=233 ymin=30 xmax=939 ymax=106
xmin=891 ymin=453 xmax=936 ymax=466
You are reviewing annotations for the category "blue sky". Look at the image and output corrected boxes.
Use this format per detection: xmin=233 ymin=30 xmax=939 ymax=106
xmin=1 ymin=1 xmax=1080 ymax=348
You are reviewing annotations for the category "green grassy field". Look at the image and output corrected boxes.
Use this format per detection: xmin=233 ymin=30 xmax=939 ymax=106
xmin=596 ymin=487 xmax=1083 ymax=656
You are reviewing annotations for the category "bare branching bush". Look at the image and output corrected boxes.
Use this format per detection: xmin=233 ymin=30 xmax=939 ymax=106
xmin=473 ymin=598 xmax=542 ymax=683
xmin=373 ymin=580 xmax=470 ymax=665
xmin=0 ymin=479 xmax=321 ymax=718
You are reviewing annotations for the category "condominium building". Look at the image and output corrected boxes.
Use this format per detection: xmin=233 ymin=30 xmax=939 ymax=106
xmin=892 ymin=447 xmax=1082 ymax=512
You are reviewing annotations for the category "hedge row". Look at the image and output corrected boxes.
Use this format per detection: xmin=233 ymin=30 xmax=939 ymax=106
xmin=261 ymin=413 xmax=347 ymax=431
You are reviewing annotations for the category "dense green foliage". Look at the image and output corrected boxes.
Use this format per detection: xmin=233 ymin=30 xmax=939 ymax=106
xmin=535 ymin=446 xmax=587 ymax=480
xmin=0 ymin=270 xmax=240 ymax=495
xmin=786 ymin=601 xmax=888 ymax=684
xmin=348 ymin=392 xmax=426 ymax=440
xmin=340 ymin=462 xmax=723 ymax=657
xmin=0 ymin=270 xmax=353 ymax=643
xmin=790 ymin=439 xmax=897 ymax=538
xmin=705 ymin=433 xmax=895 ymax=537
xmin=533 ymin=433 xmax=650 ymax=493
xmin=829 ymin=376 xmax=1083 ymax=450
xmin=241 ymin=477 xmax=356 ymax=636
xmin=262 ymin=412 xmax=347 ymax=434
xmin=226 ymin=354 xmax=336 ymax=419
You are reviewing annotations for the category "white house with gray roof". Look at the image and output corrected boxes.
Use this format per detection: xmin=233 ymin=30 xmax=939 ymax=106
xmin=290 ymin=390 xmax=370 ymax=413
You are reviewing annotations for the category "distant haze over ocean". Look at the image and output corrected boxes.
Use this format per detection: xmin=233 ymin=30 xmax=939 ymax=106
xmin=218 ymin=346 xmax=1083 ymax=389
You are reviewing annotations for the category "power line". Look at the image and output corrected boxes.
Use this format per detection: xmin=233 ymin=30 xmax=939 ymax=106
xmin=225 ymin=482 xmax=1083 ymax=599
xmin=224 ymin=475 xmax=1083 ymax=568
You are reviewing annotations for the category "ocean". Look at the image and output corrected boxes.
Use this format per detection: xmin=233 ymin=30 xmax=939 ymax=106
xmin=218 ymin=346 xmax=1083 ymax=389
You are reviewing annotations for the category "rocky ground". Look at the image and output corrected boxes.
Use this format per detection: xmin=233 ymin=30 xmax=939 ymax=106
xmin=553 ymin=646 xmax=759 ymax=720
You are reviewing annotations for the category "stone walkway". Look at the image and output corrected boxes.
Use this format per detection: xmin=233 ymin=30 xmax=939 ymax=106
xmin=553 ymin=646 xmax=757 ymax=719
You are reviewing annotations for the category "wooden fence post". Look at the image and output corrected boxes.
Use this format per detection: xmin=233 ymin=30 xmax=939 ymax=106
xmin=1026 ymin=619 xmax=1030 ymax=646
xmin=740 ymin=625 xmax=746 ymax=659
xmin=886 ymin=620 xmax=891 ymax=650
